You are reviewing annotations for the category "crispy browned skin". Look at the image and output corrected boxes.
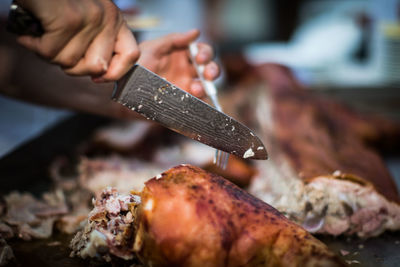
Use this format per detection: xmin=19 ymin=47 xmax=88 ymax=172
xmin=255 ymin=64 xmax=400 ymax=203
xmin=204 ymin=155 xmax=256 ymax=188
xmin=133 ymin=165 xmax=343 ymax=267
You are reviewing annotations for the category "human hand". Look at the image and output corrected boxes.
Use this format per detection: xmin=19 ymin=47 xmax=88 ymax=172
xmin=15 ymin=0 xmax=140 ymax=82
xmin=138 ymin=29 xmax=220 ymax=98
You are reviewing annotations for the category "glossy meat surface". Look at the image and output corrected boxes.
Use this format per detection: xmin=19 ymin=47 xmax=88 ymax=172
xmin=133 ymin=165 xmax=343 ymax=267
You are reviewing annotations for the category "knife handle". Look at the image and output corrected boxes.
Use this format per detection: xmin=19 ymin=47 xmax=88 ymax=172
xmin=7 ymin=1 xmax=44 ymax=37
xmin=189 ymin=43 xmax=222 ymax=112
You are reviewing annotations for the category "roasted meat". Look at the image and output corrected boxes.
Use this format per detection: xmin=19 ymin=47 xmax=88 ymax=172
xmin=247 ymin=64 xmax=400 ymax=237
xmin=70 ymin=187 xmax=141 ymax=261
xmin=0 ymin=190 xmax=68 ymax=241
xmin=71 ymin=165 xmax=344 ymax=266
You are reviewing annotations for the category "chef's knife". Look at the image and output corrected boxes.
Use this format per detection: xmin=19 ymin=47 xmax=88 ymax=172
xmin=7 ymin=2 xmax=268 ymax=160
xmin=113 ymin=65 xmax=267 ymax=160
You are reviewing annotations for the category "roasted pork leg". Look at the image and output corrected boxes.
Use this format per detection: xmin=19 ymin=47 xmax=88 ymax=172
xmin=71 ymin=165 xmax=344 ymax=267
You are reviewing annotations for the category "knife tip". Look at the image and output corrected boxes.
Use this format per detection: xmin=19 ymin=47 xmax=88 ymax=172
xmin=255 ymin=152 xmax=268 ymax=160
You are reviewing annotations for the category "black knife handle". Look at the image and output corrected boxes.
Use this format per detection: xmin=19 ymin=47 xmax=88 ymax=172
xmin=7 ymin=1 xmax=44 ymax=37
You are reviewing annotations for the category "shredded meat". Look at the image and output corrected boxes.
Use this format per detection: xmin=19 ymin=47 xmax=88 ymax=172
xmin=0 ymin=190 xmax=68 ymax=241
xmin=71 ymin=187 xmax=141 ymax=261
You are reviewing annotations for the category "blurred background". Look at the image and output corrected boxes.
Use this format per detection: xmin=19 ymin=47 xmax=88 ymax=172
xmin=0 ymin=0 xmax=399 ymax=157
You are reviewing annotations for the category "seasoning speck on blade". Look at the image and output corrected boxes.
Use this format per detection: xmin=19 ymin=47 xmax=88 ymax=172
xmin=243 ymin=148 xmax=255 ymax=159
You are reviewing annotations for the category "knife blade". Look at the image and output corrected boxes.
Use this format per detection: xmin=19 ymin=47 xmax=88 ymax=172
xmin=112 ymin=65 xmax=268 ymax=160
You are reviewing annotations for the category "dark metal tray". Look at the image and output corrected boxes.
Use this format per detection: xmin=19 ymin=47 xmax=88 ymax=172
xmin=1 ymin=114 xmax=400 ymax=266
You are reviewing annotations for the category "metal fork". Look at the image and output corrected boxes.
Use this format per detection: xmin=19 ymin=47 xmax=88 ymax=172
xmin=189 ymin=43 xmax=229 ymax=169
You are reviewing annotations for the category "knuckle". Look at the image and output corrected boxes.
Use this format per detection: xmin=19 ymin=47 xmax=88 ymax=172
xmin=53 ymin=55 xmax=80 ymax=68
xmin=87 ymin=4 xmax=104 ymax=26
xmin=65 ymin=11 xmax=84 ymax=30
xmin=63 ymin=57 xmax=79 ymax=68
xmin=87 ymin=59 xmax=108 ymax=76
xmin=38 ymin=47 xmax=58 ymax=60
xmin=63 ymin=6 xmax=85 ymax=30
xmin=109 ymin=6 xmax=120 ymax=21
xmin=102 ymin=1 xmax=121 ymax=28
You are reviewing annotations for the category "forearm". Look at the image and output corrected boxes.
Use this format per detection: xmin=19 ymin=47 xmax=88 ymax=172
xmin=0 ymin=43 xmax=141 ymax=120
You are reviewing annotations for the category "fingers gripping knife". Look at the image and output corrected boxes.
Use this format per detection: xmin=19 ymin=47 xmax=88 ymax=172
xmin=7 ymin=3 xmax=269 ymax=162
xmin=189 ymin=43 xmax=230 ymax=169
